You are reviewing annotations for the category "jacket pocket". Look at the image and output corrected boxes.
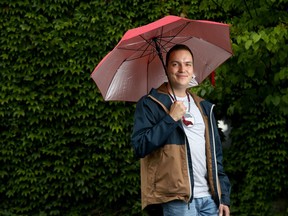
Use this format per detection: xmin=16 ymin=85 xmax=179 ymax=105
xmin=153 ymin=144 xmax=189 ymax=195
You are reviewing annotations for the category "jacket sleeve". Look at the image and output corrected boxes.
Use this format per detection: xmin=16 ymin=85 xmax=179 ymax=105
xmin=212 ymin=113 xmax=231 ymax=206
xmin=131 ymin=96 xmax=179 ymax=158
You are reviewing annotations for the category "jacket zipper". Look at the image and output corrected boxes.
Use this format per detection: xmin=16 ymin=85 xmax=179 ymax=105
xmin=210 ymin=104 xmax=221 ymax=203
xmin=184 ymin=136 xmax=193 ymax=210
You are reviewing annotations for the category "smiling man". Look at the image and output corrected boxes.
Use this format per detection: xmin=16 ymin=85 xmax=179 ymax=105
xmin=131 ymin=44 xmax=231 ymax=216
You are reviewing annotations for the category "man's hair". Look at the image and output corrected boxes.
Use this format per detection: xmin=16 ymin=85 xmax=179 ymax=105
xmin=165 ymin=44 xmax=194 ymax=66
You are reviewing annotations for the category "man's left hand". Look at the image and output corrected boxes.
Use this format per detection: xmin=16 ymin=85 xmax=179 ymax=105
xmin=219 ymin=204 xmax=230 ymax=216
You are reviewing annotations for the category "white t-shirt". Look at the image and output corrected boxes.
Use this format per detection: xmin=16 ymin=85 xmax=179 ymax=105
xmin=176 ymin=95 xmax=210 ymax=198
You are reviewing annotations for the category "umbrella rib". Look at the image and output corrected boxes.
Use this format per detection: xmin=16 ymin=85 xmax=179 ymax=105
xmin=116 ymin=22 xmax=192 ymax=62
xmin=118 ymin=41 xmax=151 ymax=53
xmin=125 ymin=22 xmax=193 ymax=65
xmin=140 ymin=36 xmax=158 ymax=61
xmin=157 ymin=22 xmax=191 ymax=52
xmin=116 ymin=37 xmax=156 ymax=61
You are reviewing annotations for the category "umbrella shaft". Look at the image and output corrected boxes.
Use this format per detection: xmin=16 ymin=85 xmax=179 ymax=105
xmin=153 ymin=38 xmax=177 ymax=101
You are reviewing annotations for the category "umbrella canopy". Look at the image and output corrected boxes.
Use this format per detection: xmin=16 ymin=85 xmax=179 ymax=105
xmin=91 ymin=15 xmax=232 ymax=102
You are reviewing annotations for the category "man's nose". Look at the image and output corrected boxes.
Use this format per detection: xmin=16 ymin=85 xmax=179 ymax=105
xmin=179 ymin=64 xmax=185 ymax=72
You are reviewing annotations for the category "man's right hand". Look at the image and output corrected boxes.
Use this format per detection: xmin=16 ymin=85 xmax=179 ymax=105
xmin=169 ymin=101 xmax=186 ymax=121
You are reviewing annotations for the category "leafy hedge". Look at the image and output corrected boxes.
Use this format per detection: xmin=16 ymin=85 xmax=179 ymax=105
xmin=200 ymin=1 xmax=288 ymax=215
xmin=0 ymin=1 xmax=142 ymax=215
xmin=1 ymin=0 xmax=287 ymax=215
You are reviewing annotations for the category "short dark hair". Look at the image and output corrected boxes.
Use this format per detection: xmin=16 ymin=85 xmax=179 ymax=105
xmin=165 ymin=44 xmax=194 ymax=66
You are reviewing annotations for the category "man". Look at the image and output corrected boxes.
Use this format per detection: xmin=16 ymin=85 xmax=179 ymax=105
xmin=131 ymin=44 xmax=231 ymax=216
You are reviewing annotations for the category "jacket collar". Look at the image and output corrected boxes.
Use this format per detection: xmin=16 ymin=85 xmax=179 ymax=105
xmin=152 ymin=82 xmax=205 ymax=103
xmin=149 ymin=82 xmax=213 ymax=116
xmin=148 ymin=83 xmax=172 ymax=110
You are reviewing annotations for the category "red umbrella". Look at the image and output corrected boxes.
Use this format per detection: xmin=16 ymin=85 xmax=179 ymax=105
xmin=91 ymin=15 xmax=232 ymax=102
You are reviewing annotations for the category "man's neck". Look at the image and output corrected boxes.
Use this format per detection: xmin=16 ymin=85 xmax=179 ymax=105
xmin=167 ymin=83 xmax=187 ymax=97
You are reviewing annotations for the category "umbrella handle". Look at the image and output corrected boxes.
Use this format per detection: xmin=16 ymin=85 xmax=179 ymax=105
xmin=153 ymin=38 xmax=177 ymax=101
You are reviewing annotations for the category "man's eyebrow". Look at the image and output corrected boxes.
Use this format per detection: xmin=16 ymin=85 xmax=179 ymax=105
xmin=170 ymin=60 xmax=193 ymax=63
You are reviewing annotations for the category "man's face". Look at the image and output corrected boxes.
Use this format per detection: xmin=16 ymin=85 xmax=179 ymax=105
xmin=166 ymin=49 xmax=194 ymax=89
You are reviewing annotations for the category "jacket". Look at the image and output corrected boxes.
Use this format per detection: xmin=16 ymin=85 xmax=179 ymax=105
xmin=131 ymin=83 xmax=231 ymax=210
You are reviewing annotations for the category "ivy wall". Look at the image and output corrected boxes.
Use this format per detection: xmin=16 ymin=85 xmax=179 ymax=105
xmin=1 ymin=0 xmax=287 ymax=215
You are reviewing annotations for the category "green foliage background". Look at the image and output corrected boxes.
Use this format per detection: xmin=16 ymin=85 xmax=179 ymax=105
xmin=0 ymin=0 xmax=287 ymax=215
